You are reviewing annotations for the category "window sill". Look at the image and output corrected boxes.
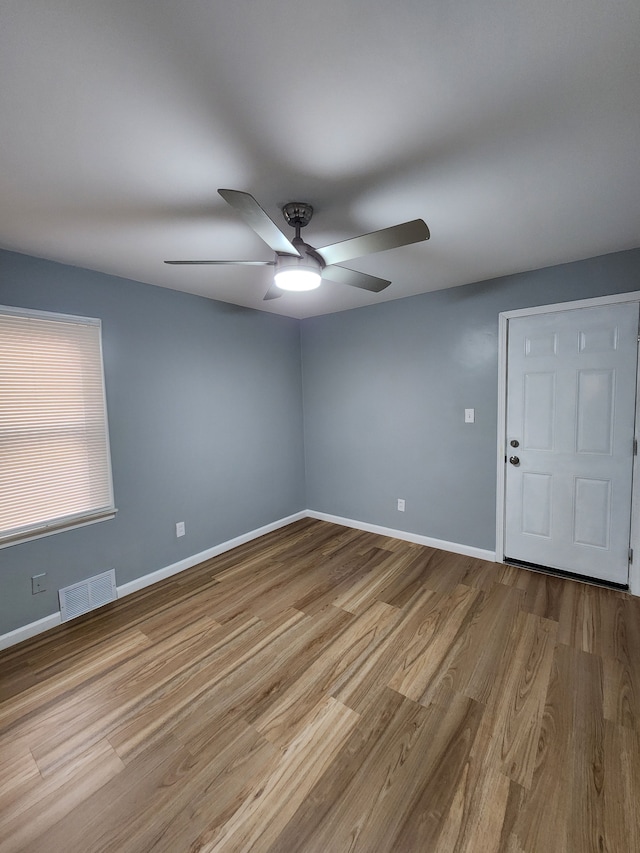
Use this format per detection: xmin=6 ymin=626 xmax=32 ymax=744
xmin=0 ymin=509 xmax=118 ymax=549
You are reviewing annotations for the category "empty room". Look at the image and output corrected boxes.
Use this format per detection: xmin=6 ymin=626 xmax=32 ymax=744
xmin=1 ymin=1 xmax=640 ymax=851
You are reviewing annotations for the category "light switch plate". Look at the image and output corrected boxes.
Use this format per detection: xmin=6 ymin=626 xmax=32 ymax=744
xmin=465 ymin=408 xmax=475 ymax=423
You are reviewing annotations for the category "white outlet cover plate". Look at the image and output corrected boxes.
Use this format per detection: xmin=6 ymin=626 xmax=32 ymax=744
xmin=465 ymin=408 xmax=475 ymax=423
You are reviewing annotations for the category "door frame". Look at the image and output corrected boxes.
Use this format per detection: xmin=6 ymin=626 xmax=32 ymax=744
xmin=496 ymin=290 xmax=640 ymax=595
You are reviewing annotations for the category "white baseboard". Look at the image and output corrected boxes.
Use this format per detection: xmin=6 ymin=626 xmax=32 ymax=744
xmin=0 ymin=511 xmax=306 ymax=652
xmin=1 ymin=509 xmax=497 ymax=651
xmin=116 ymin=511 xmax=307 ymax=598
xmin=0 ymin=612 xmax=61 ymax=651
xmin=306 ymin=510 xmax=497 ymax=563
xmin=5 ymin=507 xmax=637 ymax=652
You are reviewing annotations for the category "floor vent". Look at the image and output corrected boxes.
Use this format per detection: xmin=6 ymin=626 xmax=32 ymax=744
xmin=59 ymin=569 xmax=117 ymax=622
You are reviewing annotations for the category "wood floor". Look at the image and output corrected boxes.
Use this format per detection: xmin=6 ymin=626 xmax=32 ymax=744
xmin=1 ymin=519 xmax=639 ymax=852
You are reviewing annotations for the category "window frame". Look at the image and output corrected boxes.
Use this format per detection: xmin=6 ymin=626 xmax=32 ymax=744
xmin=0 ymin=304 xmax=117 ymax=548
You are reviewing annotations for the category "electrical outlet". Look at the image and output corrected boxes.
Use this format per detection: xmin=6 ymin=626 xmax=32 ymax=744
xmin=397 ymin=498 xmax=406 ymax=512
xmin=176 ymin=521 xmax=185 ymax=538
xmin=31 ymin=573 xmax=47 ymax=594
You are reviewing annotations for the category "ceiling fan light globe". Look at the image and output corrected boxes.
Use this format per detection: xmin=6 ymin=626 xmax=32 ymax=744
xmin=274 ymin=269 xmax=322 ymax=291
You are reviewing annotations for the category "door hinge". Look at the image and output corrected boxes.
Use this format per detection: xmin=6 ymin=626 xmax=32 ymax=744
xmin=634 ymin=438 xmax=638 ymax=456
xmin=629 ymin=548 xmax=633 ymax=564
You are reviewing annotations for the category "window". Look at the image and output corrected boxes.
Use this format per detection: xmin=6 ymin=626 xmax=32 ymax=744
xmin=0 ymin=305 xmax=116 ymax=547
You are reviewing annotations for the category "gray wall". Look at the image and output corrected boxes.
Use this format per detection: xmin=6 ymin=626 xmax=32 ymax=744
xmin=301 ymin=249 xmax=640 ymax=551
xmin=0 ymin=250 xmax=305 ymax=634
xmin=2 ymin=246 xmax=640 ymax=636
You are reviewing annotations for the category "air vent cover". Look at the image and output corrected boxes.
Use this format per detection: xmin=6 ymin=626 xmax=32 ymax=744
xmin=59 ymin=569 xmax=117 ymax=622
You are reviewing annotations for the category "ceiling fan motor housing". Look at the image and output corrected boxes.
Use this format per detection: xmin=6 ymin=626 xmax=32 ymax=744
xmin=275 ymin=241 xmax=324 ymax=276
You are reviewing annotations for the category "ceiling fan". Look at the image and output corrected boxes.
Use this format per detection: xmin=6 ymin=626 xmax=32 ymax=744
xmin=165 ymin=189 xmax=430 ymax=300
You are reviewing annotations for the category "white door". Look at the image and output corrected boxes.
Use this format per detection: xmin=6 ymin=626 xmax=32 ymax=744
xmin=504 ymin=302 xmax=639 ymax=585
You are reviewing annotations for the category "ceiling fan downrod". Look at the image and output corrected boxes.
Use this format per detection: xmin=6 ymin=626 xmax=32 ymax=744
xmin=275 ymin=202 xmax=324 ymax=289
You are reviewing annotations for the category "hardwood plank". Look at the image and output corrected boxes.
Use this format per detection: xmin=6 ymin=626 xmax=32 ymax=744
xmin=394 ymin=582 xmax=523 ymax=708
xmin=385 ymin=693 xmax=487 ymax=852
xmin=0 ymin=746 xmax=40 ymax=802
xmin=200 ymin=695 xmax=360 ymax=852
xmin=108 ymin=608 xmax=315 ymax=761
xmin=373 ymin=547 xmax=438 ymax=607
xmin=266 ymin=689 xmax=433 ymax=852
xmin=603 ymin=719 xmax=640 ymax=851
xmin=331 ymin=588 xmax=437 ymax=713
xmin=417 ymin=548 xmax=472 ymax=595
xmin=459 ymin=583 xmax=525 ymax=704
xmin=457 ymin=555 xmax=502 ymax=592
xmin=164 ymin=605 xmax=353 ymax=757
xmin=476 ymin=610 xmax=558 ymax=789
xmin=0 ymin=628 xmax=152 ymax=732
xmin=292 ymin=546 xmax=391 ymax=615
xmin=603 ymin=651 xmax=639 ymax=732
xmin=565 ymin=644 xmax=608 ymax=853
xmin=26 ymin=722 xmax=277 ymax=853
xmin=11 ymin=615 xmax=226 ymax=775
xmin=254 ymin=600 xmax=398 ymax=748
xmin=505 ymin=566 xmax=566 ymax=622
xmin=133 ymin=725 xmax=278 ymax=853
xmin=435 ymin=761 xmax=511 ymax=853
xmin=387 ymin=583 xmax=481 ymax=702
xmin=262 ymin=687 xmax=408 ymax=851
xmin=0 ymin=737 xmax=127 ymax=853
xmin=507 ymin=642 xmax=587 ymax=852
xmin=274 ymin=690 xmax=485 ymax=852
xmin=332 ymin=547 xmax=429 ymax=614
xmin=557 ymin=581 xmax=623 ymax=658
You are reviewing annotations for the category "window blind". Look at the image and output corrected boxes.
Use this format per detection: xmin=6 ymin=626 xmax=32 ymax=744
xmin=0 ymin=306 xmax=116 ymax=547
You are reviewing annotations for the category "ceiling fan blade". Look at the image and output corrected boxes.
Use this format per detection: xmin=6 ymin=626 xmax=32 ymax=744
xmin=263 ymin=283 xmax=283 ymax=301
xmin=218 ymin=189 xmax=301 ymax=257
xmin=164 ymin=260 xmax=275 ymax=265
xmin=316 ymin=219 xmax=430 ymax=267
xmin=322 ymin=265 xmax=391 ymax=293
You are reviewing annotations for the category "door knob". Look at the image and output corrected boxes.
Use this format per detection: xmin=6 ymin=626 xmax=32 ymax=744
xmin=509 ymin=456 xmax=520 ymax=466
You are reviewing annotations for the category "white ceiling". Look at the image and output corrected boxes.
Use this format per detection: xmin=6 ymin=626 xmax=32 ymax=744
xmin=1 ymin=0 xmax=639 ymax=319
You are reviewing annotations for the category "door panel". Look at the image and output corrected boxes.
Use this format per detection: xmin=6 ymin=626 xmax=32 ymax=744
xmin=575 ymin=369 xmax=614 ymax=454
xmin=504 ymin=302 xmax=638 ymax=585
xmin=521 ymin=473 xmax=552 ymax=537
xmin=523 ymin=372 xmax=556 ymax=450
xmin=573 ymin=477 xmax=611 ymax=548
